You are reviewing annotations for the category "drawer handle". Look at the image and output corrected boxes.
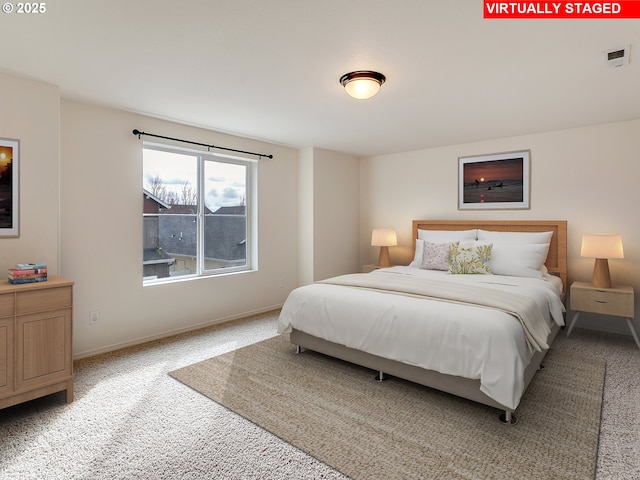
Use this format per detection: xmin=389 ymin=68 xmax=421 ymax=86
xmin=594 ymin=300 xmax=608 ymax=304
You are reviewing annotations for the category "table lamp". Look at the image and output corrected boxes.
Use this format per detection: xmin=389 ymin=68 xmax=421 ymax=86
xmin=371 ymin=229 xmax=397 ymax=268
xmin=580 ymin=233 xmax=624 ymax=288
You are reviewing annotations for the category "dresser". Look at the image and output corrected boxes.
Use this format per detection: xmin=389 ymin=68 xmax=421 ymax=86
xmin=0 ymin=276 xmax=74 ymax=409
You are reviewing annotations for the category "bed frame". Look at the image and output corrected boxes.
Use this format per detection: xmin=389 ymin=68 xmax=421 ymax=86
xmin=290 ymin=220 xmax=567 ymax=424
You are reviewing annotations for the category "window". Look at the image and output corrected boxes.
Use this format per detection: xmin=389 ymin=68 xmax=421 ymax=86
xmin=142 ymin=144 xmax=255 ymax=283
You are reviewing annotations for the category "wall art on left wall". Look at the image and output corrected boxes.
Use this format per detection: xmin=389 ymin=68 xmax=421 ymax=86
xmin=0 ymin=138 xmax=19 ymax=237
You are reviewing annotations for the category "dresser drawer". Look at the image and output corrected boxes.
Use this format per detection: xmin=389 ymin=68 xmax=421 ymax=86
xmin=0 ymin=293 xmax=14 ymax=318
xmin=16 ymin=286 xmax=72 ymax=315
xmin=571 ymin=285 xmax=634 ymax=317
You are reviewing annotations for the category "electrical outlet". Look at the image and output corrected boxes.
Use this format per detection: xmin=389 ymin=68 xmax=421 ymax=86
xmin=279 ymin=278 xmax=285 ymax=288
xmin=90 ymin=310 xmax=100 ymax=325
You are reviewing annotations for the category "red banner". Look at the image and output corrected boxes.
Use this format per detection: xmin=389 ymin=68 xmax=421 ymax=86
xmin=484 ymin=1 xmax=640 ymax=18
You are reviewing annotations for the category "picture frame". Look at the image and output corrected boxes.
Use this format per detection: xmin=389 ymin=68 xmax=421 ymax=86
xmin=0 ymin=138 xmax=19 ymax=237
xmin=458 ymin=150 xmax=530 ymax=210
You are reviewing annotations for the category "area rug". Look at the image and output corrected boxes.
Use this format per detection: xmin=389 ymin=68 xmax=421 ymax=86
xmin=169 ymin=334 xmax=605 ymax=480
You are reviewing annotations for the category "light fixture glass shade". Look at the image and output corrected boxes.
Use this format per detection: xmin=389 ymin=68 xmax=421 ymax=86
xmin=371 ymin=229 xmax=397 ymax=247
xmin=345 ymin=78 xmax=381 ymax=99
xmin=580 ymin=234 xmax=624 ymax=259
xmin=340 ymin=71 xmax=386 ymax=100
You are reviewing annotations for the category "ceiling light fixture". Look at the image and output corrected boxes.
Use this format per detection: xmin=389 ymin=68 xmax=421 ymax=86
xmin=339 ymin=70 xmax=386 ymax=100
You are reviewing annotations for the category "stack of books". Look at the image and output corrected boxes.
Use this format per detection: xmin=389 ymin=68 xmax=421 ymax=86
xmin=8 ymin=263 xmax=48 ymax=284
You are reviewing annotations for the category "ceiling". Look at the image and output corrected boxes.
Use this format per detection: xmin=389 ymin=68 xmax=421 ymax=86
xmin=1 ymin=1 xmax=639 ymax=156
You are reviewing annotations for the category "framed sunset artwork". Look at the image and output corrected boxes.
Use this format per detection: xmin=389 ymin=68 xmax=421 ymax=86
xmin=0 ymin=138 xmax=19 ymax=237
xmin=458 ymin=150 xmax=530 ymax=210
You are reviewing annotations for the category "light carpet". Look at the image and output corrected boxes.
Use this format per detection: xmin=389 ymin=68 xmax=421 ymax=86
xmin=170 ymin=334 xmax=605 ymax=480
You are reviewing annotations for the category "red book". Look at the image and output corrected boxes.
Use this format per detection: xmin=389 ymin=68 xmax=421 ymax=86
xmin=8 ymin=268 xmax=48 ymax=276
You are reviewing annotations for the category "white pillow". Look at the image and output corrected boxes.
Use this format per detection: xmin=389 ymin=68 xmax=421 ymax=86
xmin=418 ymin=229 xmax=478 ymax=242
xmin=477 ymin=229 xmax=553 ymax=245
xmin=449 ymin=240 xmax=492 ymax=275
xmin=489 ymin=243 xmax=550 ymax=278
xmin=409 ymin=240 xmax=426 ymax=267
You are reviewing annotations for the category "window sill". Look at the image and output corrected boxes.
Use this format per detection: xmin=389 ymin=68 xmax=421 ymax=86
xmin=143 ymin=268 xmax=257 ymax=286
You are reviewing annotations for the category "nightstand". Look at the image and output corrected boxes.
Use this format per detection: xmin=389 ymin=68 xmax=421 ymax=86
xmin=566 ymin=281 xmax=639 ymax=349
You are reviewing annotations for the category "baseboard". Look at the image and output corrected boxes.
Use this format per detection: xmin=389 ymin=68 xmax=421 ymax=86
xmin=72 ymin=304 xmax=283 ymax=360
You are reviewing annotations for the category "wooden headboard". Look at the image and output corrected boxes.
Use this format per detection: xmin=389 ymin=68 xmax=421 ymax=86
xmin=412 ymin=220 xmax=568 ymax=290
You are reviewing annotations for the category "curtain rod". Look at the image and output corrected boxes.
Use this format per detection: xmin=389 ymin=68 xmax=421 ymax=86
xmin=132 ymin=129 xmax=273 ymax=159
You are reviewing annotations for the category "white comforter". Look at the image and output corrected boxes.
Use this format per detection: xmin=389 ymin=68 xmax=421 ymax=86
xmin=277 ymin=266 xmax=565 ymax=410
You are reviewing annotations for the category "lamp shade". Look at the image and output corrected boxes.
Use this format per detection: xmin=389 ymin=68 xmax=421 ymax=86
xmin=581 ymin=234 xmax=624 ymax=259
xmin=371 ymin=229 xmax=397 ymax=247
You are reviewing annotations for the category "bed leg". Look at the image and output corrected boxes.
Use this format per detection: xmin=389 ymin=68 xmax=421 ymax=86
xmin=499 ymin=410 xmax=518 ymax=425
xmin=375 ymin=371 xmax=387 ymax=382
xmin=538 ymin=363 xmax=545 ymax=370
xmin=295 ymin=345 xmax=305 ymax=354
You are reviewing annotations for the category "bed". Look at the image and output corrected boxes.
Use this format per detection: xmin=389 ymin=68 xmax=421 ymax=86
xmin=278 ymin=220 xmax=567 ymax=423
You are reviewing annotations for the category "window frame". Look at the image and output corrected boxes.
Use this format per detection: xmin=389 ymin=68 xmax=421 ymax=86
xmin=142 ymin=142 xmax=257 ymax=285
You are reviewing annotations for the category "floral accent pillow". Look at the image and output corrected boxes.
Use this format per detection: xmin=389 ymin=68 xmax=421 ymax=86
xmin=421 ymin=241 xmax=456 ymax=271
xmin=449 ymin=241 xmax=492 ymax=274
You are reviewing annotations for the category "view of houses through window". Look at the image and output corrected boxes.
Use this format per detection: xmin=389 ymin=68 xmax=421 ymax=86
xmin=143 ymin=145 xmax=253 ymax=282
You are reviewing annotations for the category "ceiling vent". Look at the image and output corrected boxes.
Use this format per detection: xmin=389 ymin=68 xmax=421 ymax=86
xmin=604 ymin=45 xmax=630 ymax=68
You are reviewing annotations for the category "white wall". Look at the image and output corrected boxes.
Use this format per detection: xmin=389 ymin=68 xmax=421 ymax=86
xmin=298 ymin=147 xmax=360 ymax=283
xmin=298 ymin=147 xmax=314 ymax=285
xmin=60 ymin=100 xmax=299 ymax=357
xmin=312 ymin=148 xmax=360 ymax=280
xmin=360 ymin=119 xmax=640 ymax=335
xmin=0 ymin=73 xmax=60 ymax=273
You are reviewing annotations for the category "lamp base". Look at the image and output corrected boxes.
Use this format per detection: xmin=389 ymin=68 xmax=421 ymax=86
xmin=592 ymin=258 xmax=612 ymax=289
xmin=378 ymin=246 xmax=391 ymax=268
